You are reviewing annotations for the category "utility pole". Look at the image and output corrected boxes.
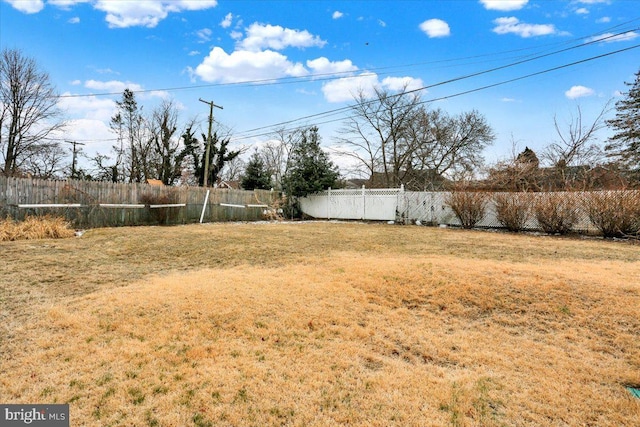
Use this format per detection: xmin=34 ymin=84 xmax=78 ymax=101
xmin=198 ymin=98 xmax=223 ymax=187
xmin=65 ymin=140 xmax=85 ymax=179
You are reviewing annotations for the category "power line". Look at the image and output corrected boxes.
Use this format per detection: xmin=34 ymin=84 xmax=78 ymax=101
xmin=231 ymin=31 xmax=639 ymax=139
xmin=230 ymin=43 xmax=640 ymax=142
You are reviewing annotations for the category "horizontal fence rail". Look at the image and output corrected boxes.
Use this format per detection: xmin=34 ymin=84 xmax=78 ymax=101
xmin=300 ymin=186 xmax=640 ymax=235
xmin=0 ymin=176 xmax=279 ymax=228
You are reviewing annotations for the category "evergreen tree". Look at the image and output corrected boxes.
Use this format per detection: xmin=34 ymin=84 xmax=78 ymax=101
xmin=110 ymin=88 xmax=148 ymax=183
xmin=282 ymin=126 xmax=339 ymax=205
xmin=179 ymin=127 xmax=241 ymax=186
xmin=242 ymin=152 xmax=272 ymax=190
xmin=606 ymin=70 xmax=640 ymax=179
xmin=208 ymin=132 xmax=241 ymax=186
xmin=180 ymin=126 xmax=204 ymax=185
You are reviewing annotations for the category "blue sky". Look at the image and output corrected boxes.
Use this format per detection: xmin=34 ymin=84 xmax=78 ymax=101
xmin=1 ymin=0 xmax=639 ymax=175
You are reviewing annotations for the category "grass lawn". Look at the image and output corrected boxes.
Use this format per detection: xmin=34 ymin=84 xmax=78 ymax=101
xmin=1 ymin=222 xmax=639 ymax=426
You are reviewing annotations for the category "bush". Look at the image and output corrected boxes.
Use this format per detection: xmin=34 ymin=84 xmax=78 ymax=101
xmin=139 ymin=191 xmax=179 ymax=225
xmin=493 ymin=193 xmax=531 ymax=232
xmin=533 ymin=192 xmax=580 ymax=235
xmin=582 ymin=190 xmax=640 ymax=238
xmin=0 ymin=215 xmax=75 ymax=241
xmin=445 ymin=191 xmax=488 ymax=229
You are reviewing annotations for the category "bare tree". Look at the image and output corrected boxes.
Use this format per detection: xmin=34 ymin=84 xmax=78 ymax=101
xmin=336 ymin=87 xmax=421 ymax=187
xmin=409 ymin=108 xmax=495 ymax=180
xmin=219 ymin=155 xmax=245 ymax=182
xmin=543 ymin=103 xmax=610 ymax=169
xmin=22 ymin=142 xmax=67 ymax=179
xmin=258 ymin=127 xmax=296 ymax=190
xmin=0 ymin=48 xmax=65 ymax=176
xmin=110 ymin=89 xmax=149 ymax=182
xmin=337 ymin=87 xmax=494 ymax=189
xmin=148 ymin=99 xmax=182 ymax=185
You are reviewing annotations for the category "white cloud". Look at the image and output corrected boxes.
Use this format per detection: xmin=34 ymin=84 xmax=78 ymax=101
xmin=596 ymin=16 xmax=611 ymax=23
xmin=49 ymin=0 xmax=91 ymax=9
xmin=480 ymin=0 xmax=528 ymax=11
xmin=492 ymin=17 xmax=556 ymax=37
xmin=93 ymin=0 xmax=218 ymax=28
xmin=220 ymin=12 xmax=233 ymax=28
xmin=57 ymin=93 xmax=116 ymax=122
xmin=192 ymin=47 xmax=308 ymax=83
xmin=322 ymin=73 xmax=424 ymax=103
xmin=381 ymin=76 xmax=424 ymax=92
xmin=332 ymin=11 xmax=344 ymax=19
xmin=188 ymin=50 xmax=200 ymax=56
xmin=5 ymin=0 xmax=44 ymax=13
xmin=575 ymin=8 xmax=589 ymax=14
xmin=55 ymin=118 xmax=115 ymax=159
xmin=6 ymin=0 xmax=217 ymax=25
xmin=586 ymin=31 xmax=639 ymax=43
xmin=95 ymin=67 xmax=118 ymax=75
xmin=296 ymin=88 xmax=317 ymax=96
xmin=68 ymin=16 xmax=80 ymax=23
xmin=565 ymin=85 xmax=595 ymax=99
xmin=239 ymin=23 xmax=327 ymax=52
xmin=84 ymin=80 xmax=144 ymax=93
xmin=196 ymin=28 xmax=212 ymax=42
xmin=419 ymin=19 xmax=451 ymax=38
xmin=322 ymin=73 xmax=380 ymax=103
xmin=306 ymin=57 xmax=357 ymax=75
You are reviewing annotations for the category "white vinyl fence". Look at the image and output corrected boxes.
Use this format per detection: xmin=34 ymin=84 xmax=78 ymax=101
xmin=300 ymin=186 xmax=453 ymax=223
xmin=300 ymin=187 xmax=401 ymax=221
xmin=299 ymin=186 xmax=601 ymax=232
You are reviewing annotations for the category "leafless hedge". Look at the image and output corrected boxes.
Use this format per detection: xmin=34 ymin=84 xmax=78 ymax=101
xmin=494 ymin=193 xmax=531 ymax=232
xmin=533 ymin=192 xmax=580 ymax=235
xmin=581 ymin=190 xmax=640 ymax=238
xmin=445 ymin=191 xmax=489 ymax=229
xmin=444 ymin=189 xmax=640 ymax=238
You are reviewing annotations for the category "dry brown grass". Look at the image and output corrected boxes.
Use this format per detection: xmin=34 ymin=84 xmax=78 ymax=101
xmin=1 ymin=222 xmax=639 ymax=426
xmin=0 ymin=215 xmax=75 ymax=241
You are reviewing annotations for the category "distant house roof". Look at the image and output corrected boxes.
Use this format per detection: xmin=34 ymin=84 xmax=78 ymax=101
xmin=344 ymin=171 xmax=450 ymax=190
xmin=217 ymin=180 xmax=241 ymax=190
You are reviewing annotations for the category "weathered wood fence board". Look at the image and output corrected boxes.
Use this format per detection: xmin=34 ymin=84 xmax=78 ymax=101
xmin=0 ymin=177 xmax=279 ymax=228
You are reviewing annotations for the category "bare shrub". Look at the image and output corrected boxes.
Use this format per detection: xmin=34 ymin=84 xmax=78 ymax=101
xmin=446 ymin=191 xmax=488 ymax=229
xmin=0 ymin=215 xmax=75 ymax=241
xmin=262 ymin=196 xmax=285 ymax=221
xmin=582 ymin=190 xmax=640 ymax=238
xmin=533 ymin=192 xmax=580 ymax=235
xmin=139 ymin=191 xmax=179 ymax=225
xmin=494 ymin=193 xmax=531 ymax=232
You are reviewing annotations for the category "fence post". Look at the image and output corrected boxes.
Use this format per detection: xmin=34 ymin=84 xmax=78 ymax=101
xmin=199 ymin=189 xmax=210 ymax=223
xmin=327 ymin=187 xmax=331 ymax=219
xmin=397 ymin=184 xmax=406 ymax=224
xmin=362 ymin=185 xmax=366 ymax=220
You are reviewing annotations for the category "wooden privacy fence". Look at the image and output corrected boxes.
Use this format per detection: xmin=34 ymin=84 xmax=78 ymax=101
xmin=0 ymin=176 xmax=280 ymax=228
